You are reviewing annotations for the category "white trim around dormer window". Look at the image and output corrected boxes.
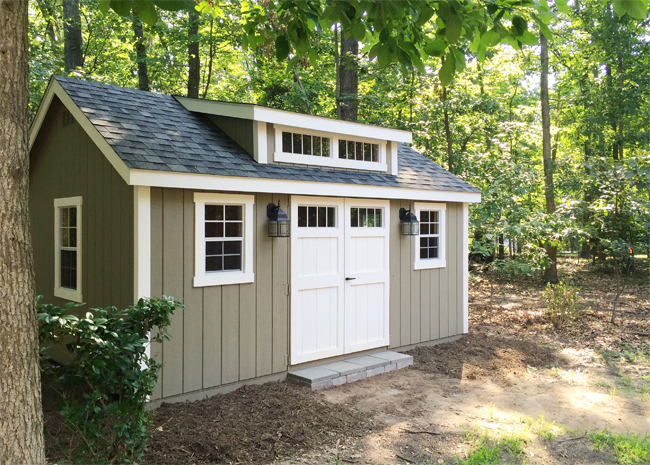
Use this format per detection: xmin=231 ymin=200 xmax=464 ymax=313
xmin=193 ymin=192 xmax=255 ymax=287
xmin=413 ymin=202 xmax=446 ymax=270
xmin=273 ymin=124 xmax=388 ymax=172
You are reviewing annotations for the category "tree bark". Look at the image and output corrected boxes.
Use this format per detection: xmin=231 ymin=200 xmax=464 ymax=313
xmin=0 ymin=1 xmax=45 ymax=463
xmin=540 ymin=32 xmax=558 ymax=284
xmin=187 ymin=9 xmax=200 ymax=99
xmin=132 ymin=11 xmax=149 ymax=92
xmin=442 ymin=84 xmax=453 ymax=173
xmin=62 ymin=0 xmax=83 ymax=74
xmin=338 ymin=30 xmax=358 ymax=121
xmin=202 ymin=16 xmax=214 ymax=99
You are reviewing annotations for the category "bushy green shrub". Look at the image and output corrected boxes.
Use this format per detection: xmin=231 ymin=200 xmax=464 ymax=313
xmin=38 ymin=296 xmax=182 ymax=464
xmin=542 ymin=281 xmax=582 ymax=328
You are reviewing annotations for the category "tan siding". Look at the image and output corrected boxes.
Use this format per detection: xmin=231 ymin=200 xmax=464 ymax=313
xmin=239 ymin=282 xmax=256 ymax=380
xmin=203 ymin=286 xmax=222 ymax=388
xmin=271 ymin=194 xmax=289 ymax=373
xmin=210 ymin=115 xmax=254 ymax=156
xmin=183 ymin=190 xmax=204 ymax=393
xmin=221 ymin=284 xmax=240 ymax=384
xmin=429 ymin=268 xmax=441 ymax=341
xmin=389 ymin=200 xmax=401 ymax=348
xmin=255 ymin=193 xmax=274 ymax=377
xmin=399 ymin=200 xmax=411 ymax=346
xmin=29 ymin=98 xmax=133 ymax=313
xmin=420 ymin=269 xmax=431 ymax=342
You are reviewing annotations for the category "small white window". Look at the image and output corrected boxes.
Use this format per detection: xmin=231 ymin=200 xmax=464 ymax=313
xmin=297 ymin=205 xmax=336 ymax=228
xmin=194 ymin=193 xmax=254 ymax=287
xmin=414 ymin=202 xmax=446 ymax=270
xmin=54 ymin=196 xmax=83 ymax=302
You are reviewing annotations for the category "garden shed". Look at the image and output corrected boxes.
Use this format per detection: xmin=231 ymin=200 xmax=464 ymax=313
xmin=29 ymin=76 xmax=481 ymax=405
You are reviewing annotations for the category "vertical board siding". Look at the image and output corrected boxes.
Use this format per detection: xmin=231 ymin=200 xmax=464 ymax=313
xmin=256 ymin=193 xmax=274 ymax=377
xmin=149 ymin=188 xmax=164 ymax=401
xmin=221 ymin=284 xmax=240 ymax=384
xmin=29 ymin=98 xmax=133 ymax=313
xmin=203 ymin=286 xmax=222 ymax=388
xmin=388 ymin=199 xmax=465 ymax=350
xmin=271 ymin=194 xmax=290 ymax=373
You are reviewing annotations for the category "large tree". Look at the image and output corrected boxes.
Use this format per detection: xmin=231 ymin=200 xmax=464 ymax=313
xmin=0 ymin=0 xmax=45 ymax=463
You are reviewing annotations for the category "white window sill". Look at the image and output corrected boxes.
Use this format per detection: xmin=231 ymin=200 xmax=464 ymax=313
xmin=414 ymin=259 xmax=446 ymax=270
xmin=194 ymin=271 xmax=254 ymax=287
xmin=54 ymin=287 xmax=83 ymax=303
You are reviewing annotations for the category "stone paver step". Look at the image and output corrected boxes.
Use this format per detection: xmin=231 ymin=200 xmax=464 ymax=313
xmin=287 ymin=351 xmax=413 ymax=390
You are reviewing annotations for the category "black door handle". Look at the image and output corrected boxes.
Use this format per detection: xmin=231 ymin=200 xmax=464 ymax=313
xmin=345 ymin=277 xmax=356 ymax=281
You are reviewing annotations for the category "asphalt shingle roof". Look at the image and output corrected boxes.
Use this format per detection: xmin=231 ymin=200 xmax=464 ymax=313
xmin=54 ymin=76 xmax=480 ymax=194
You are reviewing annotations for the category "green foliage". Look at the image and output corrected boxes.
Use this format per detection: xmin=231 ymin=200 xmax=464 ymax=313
xmin=38 ymin=296 xmax=182 ymax=464
xmin=542 ymin=281 xmax=582 ymax=328
xmin=590 ymin=429 xmax=650 ymax=464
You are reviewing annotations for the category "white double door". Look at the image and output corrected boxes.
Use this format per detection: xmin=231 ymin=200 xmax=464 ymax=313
xmin=290 ymin=196 xmax=390 ymax=365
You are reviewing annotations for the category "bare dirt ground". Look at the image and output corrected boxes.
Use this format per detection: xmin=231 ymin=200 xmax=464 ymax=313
xmin=45 ymin=258 xmax=650 ymax=464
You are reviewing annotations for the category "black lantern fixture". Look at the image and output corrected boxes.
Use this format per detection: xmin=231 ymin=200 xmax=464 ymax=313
xmin=267 ymin=200 xmax=290 ymax=237
xmin=399 ymin=205 xmax=420 ymax=236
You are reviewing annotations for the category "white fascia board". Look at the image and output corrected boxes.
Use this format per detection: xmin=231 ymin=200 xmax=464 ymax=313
xmin=29 ymin=78 xmax=131 ymax=185
xmin=175 ymin=96 xmax=412 ymax=143
xmin=462 ymin=202 xmax=469 ymax=334
xmin=129 ymin=169 xmax=482 ymax=204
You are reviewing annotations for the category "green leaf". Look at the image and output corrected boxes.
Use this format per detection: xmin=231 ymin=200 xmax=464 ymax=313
xmin=350 ymin=21 xmax=366 ymax=41
xmin=98 ymin=0 xmax=111 ymax=14
xmin=621 ymin=0 xmax=648 ymax=18
xmin=110 ymin=0 xmax=132 ymax=16
xmin=520 ymin=30 xmax=539 ymax=45
xmin=555 ymin=0 xmax=569 ymax=14
xmin=611 ymin=0 xmax=627 ymax=16
xmin=512 ymin=15 xmax=527 ymax=35
xmin=133 ymin=0 xmax=159 ymax=25
xmin=477 ymin=43 xmax=487 ymax=62
xmin=150 ymin=0 xmax=195 ymax=11
xmin=539 ymin=21 xmax=553 ymax=40
xmin=275 ymin=35 xmax=290 ymax=61
xmin=439 ymin=52 xmax=456 ymax=86
xmin=377 ymin=47 xmax=392 ymax=68
xmin=445 ymin=15 xmax=463 ymax=44
xmin=481 ymin=30 xmax=501 ymax=46
xmin=424 ymin=37 xmax=447 ymax=57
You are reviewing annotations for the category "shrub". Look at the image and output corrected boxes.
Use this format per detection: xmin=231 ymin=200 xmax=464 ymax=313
xmin=38 ymin=296 xmax=182 ymax=464
xmin=542 ymin=281 xmax=582 ymax=328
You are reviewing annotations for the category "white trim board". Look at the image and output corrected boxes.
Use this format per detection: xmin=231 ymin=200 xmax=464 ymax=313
xmin=133 ymin=186 xmax=151 ymax=302
xmin=175 ymin=96 xmax=413 ymax=143
xmin=462 ymin=202 xmax=469 ymax=334
xmin=129 ymin=169 xmax=482 ymax=204
xmin=29 ymin=78 xmax=131 ymax=184
xmin=53 ymin=196 xmax=83 ymax=303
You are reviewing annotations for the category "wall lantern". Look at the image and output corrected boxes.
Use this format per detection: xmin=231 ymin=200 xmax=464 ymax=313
xmin=399 ymin=205 xmax=420 ymax=236
xmin=267 ymin=200 xmax=290 ymax=237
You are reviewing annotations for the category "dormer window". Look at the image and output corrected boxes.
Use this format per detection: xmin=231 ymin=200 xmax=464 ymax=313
xmin=274 ymin=124 xmax=387 ymax=172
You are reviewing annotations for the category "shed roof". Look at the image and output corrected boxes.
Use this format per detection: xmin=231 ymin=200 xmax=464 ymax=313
xmin=50 ymin=76 xmax=479 ymax=195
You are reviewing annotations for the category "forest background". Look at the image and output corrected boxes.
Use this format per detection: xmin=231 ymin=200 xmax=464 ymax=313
xmin=28 ymin=0 xmax=650 ymax=279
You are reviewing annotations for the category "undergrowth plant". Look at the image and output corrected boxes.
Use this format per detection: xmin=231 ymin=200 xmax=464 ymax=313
xmin=542 ymin=281 xmax=582 ymax=328
xmin=39 ymin=296 xmax=182 ymax=464
xmin=590 ymin=429 xmax=650 ymax=464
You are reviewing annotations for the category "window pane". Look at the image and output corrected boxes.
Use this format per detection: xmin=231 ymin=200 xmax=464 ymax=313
xmin=206 ymin=256 xmax=222 ymax=272
xmin=359 ymin=208 xmax=367 ymax=227
xmin=293 ymin=133 xmax=302 ymax=154
xmin=224 ymin=241 xmax=242 ymax=254
xmin=318 ymin=206 xmax=326 ymax=227
xmin=350 ymin=208 xmax=358 ymax=227
xmin=61 ymin=268 xmax=73 ymax=289
xmin=420 ymin=237 xmax=428 ymax=249
xmin=313 ymin=136 xmax=321 ymax=156
xmin=282 ymin=132 xmax=292 ymax=153
xmin=225 ymin=205 xmax=242 ymax=221
xmin=206 ymin=241 xmax=222 ymax=256
xmin=363 ymin=143 xmax=371 ymax=162
xmin=420 ymin=223 xmax=429 ymax=235
xmin=420 ymin=247 xmax=428 ymax=259
xmin=327 ymin=207 xmax=335 ymax=227
xmin=375 ymin=209 xmax=382 ymax=227
xmin=225 ymin=222 xmax=242 ymax=237
xmin=367 ymin=209 xmax=375 ymax=227
xmin=298 ymin=206 xmax=307 ymax=227
xmin=205 ymin=204 xmax=222 ymax=221
xmin=431 ymin=223 xmax=438 ymax=235
xmin=61 ymin=228 xmax=69 ymax=247
xmin=205 ymin=222 xmax=223 ymax=238
xmin=347 ymin=141 xmax=355 ymax=160
xmin=224 ymin=255 xmax=241 ymax=270
xmin=429 ymin=247 xmax=438 ymax=258
xmin=322 ymin=137 xmax=330 ymax=156
xmin=431 ymin=211 xmax=439 ymax=223
xmin=372 ymin=144 xmax=379 ymax=162
xmin=420 ymin=211 xmax=429 ymax=222
xmin=356 ymin=142 xmax=363 ymax=161
xmin=339 ymin=140 xmax=347 ymax=159
xmin=69 ymin=208 xmax=77 ymax=227
xmin=303 ymin=135 xmax=312 ymax=155
xmin=429 ymin=237 xmax=438 ymax=248
xmin=69 ymin=228 xmax=77 ymax=247
xmin=61 ymin=208 xmax=69 ymax=227
xmin=308 ymin=206 xmax=317 ymax=227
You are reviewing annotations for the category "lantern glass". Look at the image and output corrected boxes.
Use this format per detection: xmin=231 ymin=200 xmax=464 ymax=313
xmin=401 ymin=220 xmax=419 ymax=236
xmin=267 ymin=219 xmax=290 ymax=237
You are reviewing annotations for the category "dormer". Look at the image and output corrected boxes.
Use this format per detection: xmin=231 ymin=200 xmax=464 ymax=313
xmin=174 ymin=97 xmax=412 ymax=175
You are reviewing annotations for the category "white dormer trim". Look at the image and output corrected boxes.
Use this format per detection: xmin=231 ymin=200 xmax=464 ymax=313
xmin=273 ymin=124 xmax=388 ymax=172
xmin=174 ymin=96 xmax=412 ymax=144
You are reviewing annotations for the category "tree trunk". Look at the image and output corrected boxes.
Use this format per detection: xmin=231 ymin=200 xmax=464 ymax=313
xmin=498 ymin=234 xmax=505 ymax=260
xmin=132 ymin=11 xmax=149 ymax=92
xmin=442 ymin=85 xmax=453 ymax=173
xmin=202 ymin=17 xmax=214 ymax=99
xmin=0 ymin=1 xmax=45 ymax=463
xmin=540 ymin=32 xmax=558 ymax=284
xmin=338 ymin=30 xmax=358 ymax=121
xmin=62 ymin=0 xmax=83 ymax=74
xmin=187 ymin=9 xmax=200 ymax=99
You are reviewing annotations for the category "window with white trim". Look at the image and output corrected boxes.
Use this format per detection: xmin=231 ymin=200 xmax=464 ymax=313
xmin=194 ymin=193 xmax=254 ymax=287
xmin=414 ymin=202 xmax=446 ymax=270
xmin=274 ymin=124 xmax=387 ymax=172
xmin=54 ymin=196 xmax=83 ymax=302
